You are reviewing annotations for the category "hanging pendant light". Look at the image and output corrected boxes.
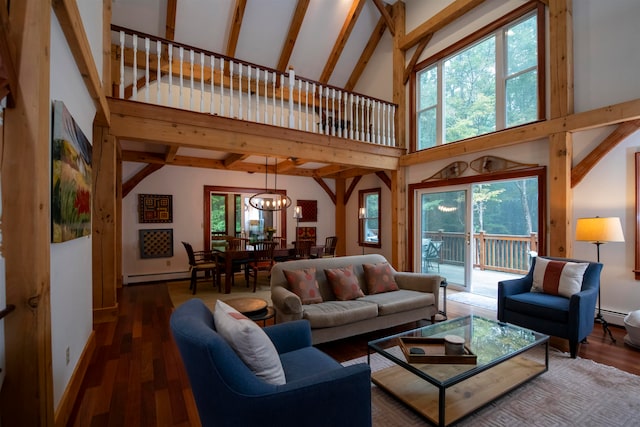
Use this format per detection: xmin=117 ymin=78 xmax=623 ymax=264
xmin=249 ymin=157 xmax=292 ymax=211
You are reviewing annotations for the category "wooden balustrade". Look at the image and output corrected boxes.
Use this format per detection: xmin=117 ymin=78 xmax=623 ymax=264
xmin=111 ymin=25 xmax=397 ymax=147
xmin=423 ymin=231 xmax=538 ymax=274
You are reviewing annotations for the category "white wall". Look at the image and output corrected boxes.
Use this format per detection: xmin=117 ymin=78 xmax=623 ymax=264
xmin=121 ymin=164 xmax=338 ymax=283
xmin=49 ymin=7 xmax=99 ymax=409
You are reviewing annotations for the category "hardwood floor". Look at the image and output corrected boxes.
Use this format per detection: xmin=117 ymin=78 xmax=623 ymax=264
xmin=67 ymin=282 xmax=640 ymax=427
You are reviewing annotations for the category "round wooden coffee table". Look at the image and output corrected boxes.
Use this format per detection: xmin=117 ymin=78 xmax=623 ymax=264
xmin=225 ymin=297 xmax=275 ymax=326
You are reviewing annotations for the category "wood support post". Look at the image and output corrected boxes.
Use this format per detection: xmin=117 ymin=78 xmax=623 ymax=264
xmin=335 ymin=178 xmax=346 ymax=256
xmin=548 ymin=132 xmax=573 ymax=257
xmin=391 ymin=1 xmax=406 ymax=269
xmin=0 ymin=0 xmax=54 ymax=425
xmin=92 ymin=126 xmax=119 ymax=323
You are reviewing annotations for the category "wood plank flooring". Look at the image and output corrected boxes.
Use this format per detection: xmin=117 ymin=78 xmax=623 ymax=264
xmin=67 ymin=282 xmax=640 ymax=427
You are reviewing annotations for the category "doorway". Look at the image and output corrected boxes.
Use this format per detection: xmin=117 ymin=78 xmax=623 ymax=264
xmin=411 ymin=168 xmax=545 ymax=299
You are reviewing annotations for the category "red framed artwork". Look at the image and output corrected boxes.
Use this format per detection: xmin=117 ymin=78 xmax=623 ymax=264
xmin=297 ymin=199 xmax=317 ymax=222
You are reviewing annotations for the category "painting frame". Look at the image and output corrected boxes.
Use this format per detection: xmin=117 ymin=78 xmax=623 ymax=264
xmin=139 ymin=228 xmax=174 ymax=259
xmin=51 ymin=100 xmax=92 ymax=243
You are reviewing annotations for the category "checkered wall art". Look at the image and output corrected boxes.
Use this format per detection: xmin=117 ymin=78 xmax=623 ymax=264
xmin=139 ymin=229 xmax=174 ymax=259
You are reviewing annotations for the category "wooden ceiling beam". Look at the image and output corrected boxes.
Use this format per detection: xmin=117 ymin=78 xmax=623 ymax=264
xmin=122 ymin=163 xmax=164 ymax=197
xmin=277 ymin=0 xmax=310 ymax=73
xmin=371 ymin=0 xmax=395 ymax=36
xmin=344 ymin=175 xmax=362 ymax=204
xmin=319 ymin=0 xmax=366 ymax=84
xmin=226 ymin=0 xmax=247 ymax=58
xmin=344 ymin=4 xmax=390 ymax=92
xmin=399 ymin=0 xmax=486 ymax=51
xmin=224 ymin=153 xmax=249 ymax=167
xmin=52 ymin=0 xmax=110 ymax=125
xmin=403 ymin=34 xmax=432 ymax=84
xmin=314 ymin=164 xmax=350 ymax=177
xmin=313 ymin=177 xmax=337 ymax=204
xmin=375 ymin=170 xmax=391 ymax=190
xmin=165 ymin=145 xmax=179 ymax=162
xmin=572 ymin=120 xmax=640 ymax=187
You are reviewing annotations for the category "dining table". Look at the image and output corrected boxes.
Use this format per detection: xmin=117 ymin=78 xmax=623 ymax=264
xmin=214 ymin=243 xmax=294 ymax=294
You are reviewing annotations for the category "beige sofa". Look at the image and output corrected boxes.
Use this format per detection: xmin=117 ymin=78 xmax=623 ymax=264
xmin=270 ymin=254 xmax=441 ymax=344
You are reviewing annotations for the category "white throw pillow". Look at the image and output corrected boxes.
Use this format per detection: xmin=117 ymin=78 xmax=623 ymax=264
xmin=213 ymin=300 xmax=286 ymax=385
xmin=531 ymin=258 xmax=589 ymax=298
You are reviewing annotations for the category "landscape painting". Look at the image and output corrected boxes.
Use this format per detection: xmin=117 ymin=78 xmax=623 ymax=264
xmin=51 ymin=100 xmax=92 ymax=243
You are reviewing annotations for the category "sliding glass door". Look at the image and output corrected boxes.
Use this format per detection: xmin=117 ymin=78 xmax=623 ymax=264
xmin=415 ymin=186 xmax=472 ymax=289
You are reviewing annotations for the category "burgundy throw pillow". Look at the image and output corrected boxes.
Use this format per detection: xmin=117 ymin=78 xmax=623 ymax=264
xmin=363 ymin=262 xmax=399 ymax=295
xmin=283 ymin=268 xmax=323 ymax=304
xmin=324 ymin=265 xmax=364 ymax=301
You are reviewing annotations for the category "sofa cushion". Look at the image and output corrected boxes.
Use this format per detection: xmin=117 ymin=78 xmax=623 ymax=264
xmin=531 ymin=257 xmax=589 ymax=298
xmin=504 ymin=292 xmax=570 ymax=323
xmin=363 ymin=262 xmax=399 ymax=295
xmin=284 ymin=267 xmax=323 ymax=304
xmin=302 ymin=300 xmax=378 ymax=328
xmin=213 ymin=300 xmax=286 ymax=385
xmin=324 ymin=265 xmax=365 ymax=301
xmin=359 ymin=289 xmax=434 ymax=316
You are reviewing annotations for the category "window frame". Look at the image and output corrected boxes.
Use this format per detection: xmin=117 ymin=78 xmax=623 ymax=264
xmin=410 ymin=1 xmax=545 ymax=152
xmin=359 ymin=187 xmax=381 ymax=249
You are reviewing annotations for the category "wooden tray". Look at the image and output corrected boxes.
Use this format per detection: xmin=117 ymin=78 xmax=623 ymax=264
xmin=399 ymin=337 xmax=477 ymax=364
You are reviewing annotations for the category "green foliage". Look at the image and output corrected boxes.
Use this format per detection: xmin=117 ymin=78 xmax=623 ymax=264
xmin=210 ymin=194 xmax=227 ymax=233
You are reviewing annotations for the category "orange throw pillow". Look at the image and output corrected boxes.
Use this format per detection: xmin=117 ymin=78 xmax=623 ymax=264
xmin=363 ymin=262 xmax=399 ymax=295
xmin=283 ymin=268 xmax=323 ymax=304
xmin=324 ymin=265 xmax=364 ymax=301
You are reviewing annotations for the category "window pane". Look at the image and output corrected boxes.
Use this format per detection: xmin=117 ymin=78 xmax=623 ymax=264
xmin=506 ymin=70 xmax=537 ymax=127
xmin=418 ymin=66 xmax=438 ymax=109
xmin=444 ymin=37 xmax=496 ymax=143
xmin=507 ymin=15 xmax=537 ymax=75
xmin=418 ymin=108 xmax=437 ymax=150
xmin=210 ymin=194 xmax=226 ymax=233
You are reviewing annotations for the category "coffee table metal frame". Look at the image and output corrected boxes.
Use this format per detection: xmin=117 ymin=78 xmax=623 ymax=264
xmin=368 ymin=315 xmax=549 ymax=426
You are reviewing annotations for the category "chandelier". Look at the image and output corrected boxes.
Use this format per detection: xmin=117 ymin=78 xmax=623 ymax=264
xmin=249 ymin=157 xmax=292 ymax=211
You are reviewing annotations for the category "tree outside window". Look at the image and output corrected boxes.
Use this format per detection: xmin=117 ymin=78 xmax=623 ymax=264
xmin=359 ymin=188 xmax=381 ymax=248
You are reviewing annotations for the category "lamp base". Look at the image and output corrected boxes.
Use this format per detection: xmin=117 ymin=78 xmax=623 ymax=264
xmin=595 ymin=311 xmax=616 ymax=343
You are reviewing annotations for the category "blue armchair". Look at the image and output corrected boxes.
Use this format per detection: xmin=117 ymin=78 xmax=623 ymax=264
xmin=170 ymin=299 xmax=372 ymax=427
xmin=498 ymin=256 xmax=603 ymax=358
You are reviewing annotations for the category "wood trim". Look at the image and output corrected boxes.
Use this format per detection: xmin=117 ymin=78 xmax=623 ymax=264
xmin=399 ymin=0 xmax=486 ymax=51
xmin=54 ymin=332 xmax=96 ymax=427
xmin=548 ymin=132 xmax=572 ymax=257
xmin=52 ymin=0 xmax=110 ymax=125
xmin=335 ymin=178 xmax=347 ymax=256
xmin=403 ymin=34 xmax=432 ymax=85
xmin=376 ymin=171 xmax=391 ymax=190
xmin=93 ymin=305 xmax=119 ymax=324
xmin=319 ymin=0 xmax=366 ymax=84
xmin=165 ymin=0 xmax=177 ymax=41
xmin=572 ymin=120 xmax=640 ymax=187
xmin=103 ymin=0 xmax=112 ymax=97
xmin=226 ymin=0 xmax=247 ymax=58
xmin=0 ymin=0 xmax=17 ymax=107
xmin=344 ymin=6 xmax=390 ymax=92
xmin=344 ymin=175 xmax=362 ymax=204
xmin=276 ymin=0 xmax=310 ymax=72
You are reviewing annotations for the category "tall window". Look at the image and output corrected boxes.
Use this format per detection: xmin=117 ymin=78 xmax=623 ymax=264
xmin=359 ymin=188 xmax=381 ymax=248
xmin=210 ymin=193 xmax=228 ymax=235
xmin=414 ymin=5 xmax=543 ymax=151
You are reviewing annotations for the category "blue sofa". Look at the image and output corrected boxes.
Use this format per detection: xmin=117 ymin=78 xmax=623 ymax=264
xmin=498 ymin=256 xmax=603 ymax=358
xmin=170 ymin=299 xmax=372 ymax=427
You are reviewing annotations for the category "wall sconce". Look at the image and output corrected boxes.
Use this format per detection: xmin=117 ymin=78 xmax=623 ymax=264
xmin=358 ymin=208 xmax=367 ymax=254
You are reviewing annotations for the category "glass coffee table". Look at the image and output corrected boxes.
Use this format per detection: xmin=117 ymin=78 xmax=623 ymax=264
xmin=368 ymin=315 xmax=548 ymax=426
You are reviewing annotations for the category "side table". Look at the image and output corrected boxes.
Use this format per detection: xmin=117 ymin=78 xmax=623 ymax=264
xmin=225 ymin=297 xmax=275 ymax=326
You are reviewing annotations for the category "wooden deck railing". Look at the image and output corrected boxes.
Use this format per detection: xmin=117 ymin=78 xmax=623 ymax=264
xmin=111 ymin=25 xmax=397 ymax=147
xmin=423 ymin=231 xmax=538 ymax=274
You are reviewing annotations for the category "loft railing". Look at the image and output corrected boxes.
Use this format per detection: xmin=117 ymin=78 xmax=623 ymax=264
xmin=111 ymin=25 xmax=397 ymax=147
xmin=423 ymin=231 xmax=538 ymax=274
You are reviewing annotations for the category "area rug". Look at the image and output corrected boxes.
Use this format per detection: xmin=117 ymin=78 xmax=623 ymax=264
xmin=344 ymin=347 xmax=640 ymax=426
xmin=167 ymin=275 xmax=273 ymax=310
xmin=447 ymin=291 xmax=497 ymax=311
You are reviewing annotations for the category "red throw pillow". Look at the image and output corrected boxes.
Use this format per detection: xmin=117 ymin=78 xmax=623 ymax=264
xmin=324 ymin=265 xmax=364 ymax=301
xmin=363 ymin=262 xmax=399 ymax=294
xmin=283 ymin=268 xmax=323 ymax=304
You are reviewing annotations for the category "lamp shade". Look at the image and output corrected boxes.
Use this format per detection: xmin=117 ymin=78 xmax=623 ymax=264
xmin=575 ymin=217 xmax=625 ymax=243
xmin=358 ymin=207 xmax=367 ymax=219
xmin=293 ymin=205 xmax=303 ymax=219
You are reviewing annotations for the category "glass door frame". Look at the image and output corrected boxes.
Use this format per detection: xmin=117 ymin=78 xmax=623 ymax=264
xmin=415 ymin=185 xmax=473 ymax=289
xmin=407 ymin=166 xmax=546 ymax=272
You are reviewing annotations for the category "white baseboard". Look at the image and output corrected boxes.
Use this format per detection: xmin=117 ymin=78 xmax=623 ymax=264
xmin=125 ymin=270 xmax=190 ymax=284
xmin=602 ymin=309 xmax=627 ymax=327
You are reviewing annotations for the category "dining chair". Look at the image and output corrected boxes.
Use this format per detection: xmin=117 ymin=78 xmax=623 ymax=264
xmin=292 ymin=239 xmax=314 ymax=260
xmin=247 ymin=241 xmax=277 ymax=292
xmin=181 ymin=241 xmax=218 ymax=294
xmin=311 ymin=236 xmax=338 ymax=258
xmin=423 ymin=240 xmax=443 ymax=273
xmin=227 ymin=237 xmax=251 ymax=287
